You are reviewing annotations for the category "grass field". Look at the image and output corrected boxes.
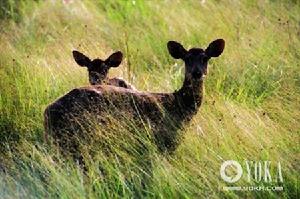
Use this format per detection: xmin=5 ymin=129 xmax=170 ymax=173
xmin=0 ymin=0 xmax=299 ymax=198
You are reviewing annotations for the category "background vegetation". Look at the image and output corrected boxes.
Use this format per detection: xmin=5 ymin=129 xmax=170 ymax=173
xmin=0 ymin=0 xmax=299 ymax=198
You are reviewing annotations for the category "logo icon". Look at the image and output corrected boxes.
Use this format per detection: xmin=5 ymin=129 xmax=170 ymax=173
xmin=220 ymin=160 xmax=243 ymax=183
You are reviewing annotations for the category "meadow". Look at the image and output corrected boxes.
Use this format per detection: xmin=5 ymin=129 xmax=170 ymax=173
xmin=0 ymin=0 xmax=299 ymax=198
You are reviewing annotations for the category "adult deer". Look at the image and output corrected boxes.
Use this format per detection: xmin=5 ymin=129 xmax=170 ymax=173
xmin=73 ymin=50 xmax=134 ymax=89
xmin=45 ymin=39 xmax=225 ymax=155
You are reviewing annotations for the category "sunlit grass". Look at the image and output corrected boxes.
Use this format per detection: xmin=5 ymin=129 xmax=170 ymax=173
xmin=0 ymin=0 xmax=299 ymax=198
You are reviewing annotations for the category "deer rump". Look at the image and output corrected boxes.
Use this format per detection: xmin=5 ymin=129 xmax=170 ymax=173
xmin=45 ymin=85 xmax=188 ymax=153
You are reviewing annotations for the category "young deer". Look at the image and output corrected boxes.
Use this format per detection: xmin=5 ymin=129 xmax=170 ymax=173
xmin=45 ymin=39 xmax=225 ymax=154
xmin=73 ymin=50 xmax=134 ymax=89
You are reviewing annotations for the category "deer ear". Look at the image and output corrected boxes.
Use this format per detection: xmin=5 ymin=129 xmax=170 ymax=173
xmin=105 ymin=51 xmax=123 ymax=68
xmin=72 ymin=51 xmax=91 ymax=67
xmin=205 ymin=39 xmax=225 ymax=58
xmin=167 ymin=41 xmax=187 ymax=59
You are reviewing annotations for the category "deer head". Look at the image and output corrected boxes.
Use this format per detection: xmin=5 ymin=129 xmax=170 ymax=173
xmin=167 ymin=39 xmax=225 ymax=82
xmin=72 ymin=50 xmax=123 ymax=85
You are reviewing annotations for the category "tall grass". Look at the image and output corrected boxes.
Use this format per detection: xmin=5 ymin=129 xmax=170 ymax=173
xmin=0 ymin=0 xmax=299 ymax=198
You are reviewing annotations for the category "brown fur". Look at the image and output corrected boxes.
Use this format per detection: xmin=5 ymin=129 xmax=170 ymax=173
xmin=45 ymin=39 xmax=225 ymax=154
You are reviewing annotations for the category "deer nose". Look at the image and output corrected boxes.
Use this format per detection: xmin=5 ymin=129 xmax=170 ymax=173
xmin=193 ymin=70 xmax=202 ymax=78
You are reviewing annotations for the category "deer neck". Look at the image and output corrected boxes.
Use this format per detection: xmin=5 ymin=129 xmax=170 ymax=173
xmin=174 ymin=75 xmax=204 ymax=117
xmin=154 ymin=76 xmax=203 ymax=152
